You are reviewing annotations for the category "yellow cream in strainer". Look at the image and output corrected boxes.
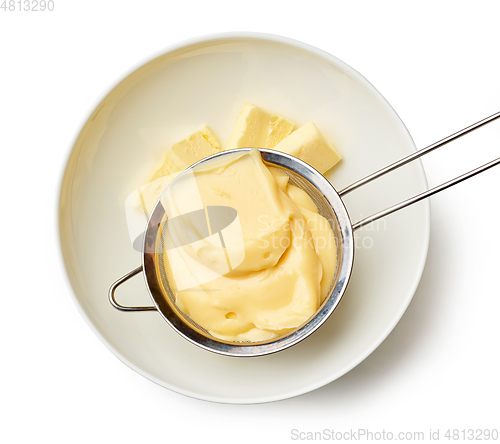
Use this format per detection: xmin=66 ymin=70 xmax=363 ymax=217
xmin=161 ymin=149 xmax=336 ymax=342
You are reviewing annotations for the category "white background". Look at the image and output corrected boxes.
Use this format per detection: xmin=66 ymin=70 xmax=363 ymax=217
xmin=1 ymin=1 xmax=499 ymax=443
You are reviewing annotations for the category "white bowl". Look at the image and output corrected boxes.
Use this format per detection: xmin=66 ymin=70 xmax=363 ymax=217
xmin=57 ymin=32 xmax=429 ymax=403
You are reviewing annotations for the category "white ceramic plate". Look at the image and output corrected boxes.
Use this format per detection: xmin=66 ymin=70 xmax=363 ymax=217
xmin=58 ymin=33 xmax=429 ymax=404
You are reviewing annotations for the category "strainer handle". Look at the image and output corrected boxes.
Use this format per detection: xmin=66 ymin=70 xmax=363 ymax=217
xmin=338 ymin=110 xmax=500 ymax=231
xmin=108 ymin=266 xmax=157 ymax=312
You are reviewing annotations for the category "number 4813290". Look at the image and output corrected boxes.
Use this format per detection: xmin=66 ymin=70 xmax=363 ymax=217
xmin=1 ymin=0 xmax=55 ymax=11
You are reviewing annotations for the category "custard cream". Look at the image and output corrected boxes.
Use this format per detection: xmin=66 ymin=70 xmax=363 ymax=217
xmin=161 ymin=149 xmax=337 ymax=342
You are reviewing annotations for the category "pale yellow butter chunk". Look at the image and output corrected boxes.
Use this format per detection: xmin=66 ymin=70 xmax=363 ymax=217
xmin=145 ymin=159 xmax=176 ymax=183
xmin=139 ymin=126 xmax=221 ymax=214
xmin=273 ymin=122 xmax=342 ymax=174
xmin=165 ymin=126 xmax=222 ymax=172
xmin=139 ymin=174 xmax=178 ymax=215
xmin=228 ymin=103 xmax=295 ymax=149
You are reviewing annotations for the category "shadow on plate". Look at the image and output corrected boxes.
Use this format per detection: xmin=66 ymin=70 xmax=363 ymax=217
xmin=292 ymin=205 xmax=453 ymax=406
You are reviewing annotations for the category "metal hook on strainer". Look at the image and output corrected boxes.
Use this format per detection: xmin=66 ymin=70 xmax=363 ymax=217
xmin=109 ymin=111 xmax=500 ymax=357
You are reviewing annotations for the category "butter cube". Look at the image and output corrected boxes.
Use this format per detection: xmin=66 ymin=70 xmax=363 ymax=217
xmin=228 ymin=103 xmax=295 ymax=149
xmin=139 ymin=174 xmax=178 ymax=215
xmin=140 ymin=126 xmax=221 ymax=214
xmin=145 ymin=159 xmax=176 ymax=183
xmin=165 ymin=126 xmax=222 ymax=172
xmin=272 ymin=122 xmax=341 ymax=174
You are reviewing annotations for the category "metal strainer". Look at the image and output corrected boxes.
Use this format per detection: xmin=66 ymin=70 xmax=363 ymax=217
xmin=109 ymin=111 xmax=500 ymax=357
